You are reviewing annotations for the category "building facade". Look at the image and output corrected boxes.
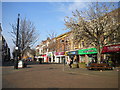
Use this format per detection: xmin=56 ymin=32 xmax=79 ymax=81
xmin=0 ymin=24 xmax=2 ymax=66
xmin=0 ymin=24 xmax=11 ymax=65
xmin=35 ymin=9 xmax=120 ymax=66
xmin=35 ymin=38 xmax=51 ymax=63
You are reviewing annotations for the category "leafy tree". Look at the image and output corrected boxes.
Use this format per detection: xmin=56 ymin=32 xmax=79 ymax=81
xmin=64 ymin=2 xmax=120 ymax=63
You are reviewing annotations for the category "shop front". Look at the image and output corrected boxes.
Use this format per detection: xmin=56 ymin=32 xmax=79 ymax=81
xmin=42 ymin=54 xmax=48 ymax=62
xmin=35 ymin=55 xmax=43 ymax=62
xmin=37 ymin=55 xmax=44 ymax=63
xmin=47 ymin=52 xmax=52 ymax=63
xmin=67 ymin=51 xmax=78 ymax=63
xmin=78 ymin=48 xmax=97 ymax=64
xmin=54 ymin=52 xmax=65 ymax=63
xmin=102 ymin=44 xmax=120 ymax=66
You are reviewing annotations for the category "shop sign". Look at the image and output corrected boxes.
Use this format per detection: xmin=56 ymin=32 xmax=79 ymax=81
xmin=47 ymin=53 xmax=52 ymax=56
xmin=55 ymin=52 xmax=65 ymax=55
xmin=65 ymin=51 xmax=68 ymax=56
xmin=47 ymin=54 xmax=51 ymax=56
xmin=35 ymin=56 xmax=38 ymax=58
xmin=67 ymin=51 xmax=78 ymax=55
xmin=78 ymin=48 xmax=97 ymax=55
xmin=102 ymin=44 xmax=120 ymax=53
xmin=38 ymin=56 xmax=44 ymax=58
xmin=42 ymin=54 xmax=46 ymax=57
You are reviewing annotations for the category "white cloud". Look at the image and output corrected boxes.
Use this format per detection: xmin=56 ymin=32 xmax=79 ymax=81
xmin=68 ymin=2 xmax=87 ymax=12
xmin=57 ymin=2 xmax=88 ymax=16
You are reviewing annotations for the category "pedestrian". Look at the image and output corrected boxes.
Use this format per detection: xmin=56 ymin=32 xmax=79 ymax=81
xmin=39 ymin=58 xmax=42 ymax=64
xmin=74 ymin=58 xmax=79 ymax=68
xmin=76 ymin=60 xmax=79 ymax=68
xmin=108 ymin=60 xmax=113 ymax=66
xmin=66 ymin=59 xmax=69 ymax=65
xmin=69 ymin=58 xmax=73 ymax=68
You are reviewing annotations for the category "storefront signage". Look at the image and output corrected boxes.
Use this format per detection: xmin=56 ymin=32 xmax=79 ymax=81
xmin=55 ymin=52 xmax=65 ymax=55
xmin=78 ymin=48 xmax=97 ymax=55
xmin=42 ymin=54 xmax=46 ymax=57
xmin=38 ymin=56 xmax=44 ymax=58
xmin=67 ymin=51 xmax=78 ymax=55
xmin=47 ymin=52 xmax=52 ymax=56
xmin=102 ymin=44 xmax=120 ymax=53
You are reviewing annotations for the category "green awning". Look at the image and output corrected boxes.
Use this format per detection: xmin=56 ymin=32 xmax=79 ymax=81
xmin=78 ymin=48 xmax=97 ymax=55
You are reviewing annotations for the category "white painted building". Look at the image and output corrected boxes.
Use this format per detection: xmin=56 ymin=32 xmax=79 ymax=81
xmin=0 ymin=24 xmax=2 ymax=66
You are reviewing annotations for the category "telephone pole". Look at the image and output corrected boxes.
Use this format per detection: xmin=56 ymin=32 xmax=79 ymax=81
xmin=14 ymin=14 xmax=20 ymax=69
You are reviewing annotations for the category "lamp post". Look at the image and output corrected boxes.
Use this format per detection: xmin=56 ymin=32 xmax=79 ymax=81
xmin=61 ymin=39 xmax=68 ymax=71
xmin=61 ymin=40 xmax=65 ymax=64
xmin=14 ymin=14 xmax=20 ymax=69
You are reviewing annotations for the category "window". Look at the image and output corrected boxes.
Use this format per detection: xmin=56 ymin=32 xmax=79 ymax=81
xmin=82 ymin=41 xmax=84 ymax=47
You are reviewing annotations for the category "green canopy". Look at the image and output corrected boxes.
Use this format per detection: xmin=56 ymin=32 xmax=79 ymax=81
xmin=78 ymin=48 xmax=97 ymax=55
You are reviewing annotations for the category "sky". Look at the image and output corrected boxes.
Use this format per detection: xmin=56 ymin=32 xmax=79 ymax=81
xmin=1 ymin=0 xmax=119 ymax=55
xmin=1 ymin=2 xmax=89 ymax=52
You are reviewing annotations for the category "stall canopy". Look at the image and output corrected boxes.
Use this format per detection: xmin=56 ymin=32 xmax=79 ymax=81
xmin=102 ymin=44 xmax=120 ymax=53
xmin=78 ymin=48 xmax=97 ymax=55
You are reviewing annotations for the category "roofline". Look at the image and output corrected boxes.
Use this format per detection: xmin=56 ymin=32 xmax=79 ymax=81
xmin=55 ymin=31 xmax=72 ymax=39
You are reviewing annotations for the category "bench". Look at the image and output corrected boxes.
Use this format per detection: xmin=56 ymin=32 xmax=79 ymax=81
xmin=86 ymin=63 xmax=113 ymax=70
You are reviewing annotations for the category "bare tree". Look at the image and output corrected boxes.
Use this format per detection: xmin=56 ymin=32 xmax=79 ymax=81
xmin=47 ymin=31 xmax=57 ymax=39
xmin=47 ymin=32 xmax=57 ymax=52
xmin=11 ymin=18 xmax=38 ymax=59
xmin=64 ymin=2 xmax=120 ymax=63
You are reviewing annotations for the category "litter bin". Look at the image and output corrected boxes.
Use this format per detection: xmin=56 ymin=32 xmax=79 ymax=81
xmin=18 ymin=60 xmax=27 ymax=68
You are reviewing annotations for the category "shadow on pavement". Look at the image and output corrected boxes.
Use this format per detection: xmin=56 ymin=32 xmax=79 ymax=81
xmin=2 ymin=61 xmax=14 ymax=66
xmin=2 ymin=61 xmax=63 ymax=67
xmin=23 ymin=66 xmax=32 ymax=68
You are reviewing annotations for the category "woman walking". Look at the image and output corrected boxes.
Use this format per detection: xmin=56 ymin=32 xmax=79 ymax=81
xmin=69 ymin=58 xmax=73 ymax=68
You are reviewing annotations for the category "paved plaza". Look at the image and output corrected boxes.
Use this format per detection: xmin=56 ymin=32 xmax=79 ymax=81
xmin=2 ymin=63 xmax=119 ymax=88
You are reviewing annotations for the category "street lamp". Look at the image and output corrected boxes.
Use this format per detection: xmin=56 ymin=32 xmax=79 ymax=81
xmin=61 ymin=39 xmax=68 ymax=71
xmin=14 ymin=14 xmax=20 ymax=69
xmin=61 ymin=40 xmax=68 ymax=64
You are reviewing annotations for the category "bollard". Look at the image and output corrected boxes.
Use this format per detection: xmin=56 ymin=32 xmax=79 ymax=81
xmin=100 ymin=70 xmax=103 ymax=72
xmin=117 ymin=69 xmax=119 ymax=72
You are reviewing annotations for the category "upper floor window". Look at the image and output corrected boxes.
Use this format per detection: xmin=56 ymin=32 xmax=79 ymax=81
xmin=82 ymin=41 xmax=84 ymax=47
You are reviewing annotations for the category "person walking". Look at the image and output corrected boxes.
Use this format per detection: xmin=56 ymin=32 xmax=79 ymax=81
xmin=73 ymin=58 xmax=79 ymax=68
xmin=69 ymin=58 xmax=73 ymax=68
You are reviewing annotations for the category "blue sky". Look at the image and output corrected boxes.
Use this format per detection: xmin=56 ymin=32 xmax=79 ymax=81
xmin=2 ymin=2 xmax=89 ymax=52
xmin=1 ymin=1 xmax=119 ymax=54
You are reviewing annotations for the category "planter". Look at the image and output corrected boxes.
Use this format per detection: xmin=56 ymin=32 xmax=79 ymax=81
xmin=79 ymin=63 xmax=86 ymax=68
xmin=72 ymin=64 xmax=79 ymax=68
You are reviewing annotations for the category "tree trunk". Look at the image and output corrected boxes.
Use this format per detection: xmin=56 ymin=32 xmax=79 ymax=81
xmin=21 ymin=51 xmax=25 ymax=60
xmin=97 ymin=52 xmax=101 ymax=64
xmin=96 ymin=45 xmax=102 ymax=64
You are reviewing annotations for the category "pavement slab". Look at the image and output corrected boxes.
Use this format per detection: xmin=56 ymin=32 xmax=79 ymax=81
xmin=2 ymin=64 xmax=119 ymax=88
